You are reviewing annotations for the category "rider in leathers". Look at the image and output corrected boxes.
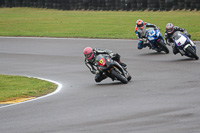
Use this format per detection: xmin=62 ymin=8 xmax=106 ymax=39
xmin=84 ymin=47 xmax=126 ymax=83
xmin=135 ymin=19 xmax=158 ymax=49
xmin=164 ymin=23 xmax=191 ymax=55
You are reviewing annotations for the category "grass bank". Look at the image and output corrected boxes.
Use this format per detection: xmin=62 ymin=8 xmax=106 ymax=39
xmin=0 ymin=8 xmax=199 ymax=40
xmin=0 ymin=74 xmax=57 ymax=102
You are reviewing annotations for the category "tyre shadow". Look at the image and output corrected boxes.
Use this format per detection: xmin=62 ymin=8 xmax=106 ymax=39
xmin=95 ymin=80 xmax=133 ymax=86
xmin=139 ymin=52 xmax=168 ymax=56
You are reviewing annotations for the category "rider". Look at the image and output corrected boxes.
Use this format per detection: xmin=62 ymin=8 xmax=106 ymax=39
xmin=135 ymin=19 xmax=158 ymax=49
xmin=164 ymin=23 xmax=191 ymax=55
xmin=83 ymin=47 xmax=127 ymax=83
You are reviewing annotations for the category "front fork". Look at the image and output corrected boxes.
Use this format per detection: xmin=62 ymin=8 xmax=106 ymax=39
xmin=111 ymin=62 xmax=127 ymax=77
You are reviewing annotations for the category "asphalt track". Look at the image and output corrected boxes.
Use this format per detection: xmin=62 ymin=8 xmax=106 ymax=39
xmin=0 ymin=37 xmax=200 ymax=133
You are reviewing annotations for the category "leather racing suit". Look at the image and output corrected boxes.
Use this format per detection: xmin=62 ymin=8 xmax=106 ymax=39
xmin=84 ymin=48 xmax=125 ymax=82
xmin=164 ymin=26 xmax=191 ymax=54
xmin=85 ymin=48 xmax=126 ymax=82
xmin=135 ymin=22 xmax=157 ymax=49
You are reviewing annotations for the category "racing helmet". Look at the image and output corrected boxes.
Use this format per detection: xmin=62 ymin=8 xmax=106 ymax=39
xmin=166 ymin=23 xmax=174 ymax=34
xmin=136 ymin=19 xmax=144 ymax=29
xmin=83 ymin=47 xmax=94 ymax=60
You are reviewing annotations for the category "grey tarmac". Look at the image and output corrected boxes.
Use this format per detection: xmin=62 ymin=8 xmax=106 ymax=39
xmin=0 ymin=37 xmax=200 ymax=133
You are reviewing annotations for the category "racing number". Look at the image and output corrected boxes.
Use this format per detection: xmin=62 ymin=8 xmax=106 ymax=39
xmin=98 ymin=58 xmax=106 ymax=66
xmin=99 ymin=59 xmax=104 ymax=65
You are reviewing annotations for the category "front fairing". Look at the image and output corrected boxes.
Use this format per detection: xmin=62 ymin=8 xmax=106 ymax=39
xmin=173 ymin=32 xmax=190 ymax=49
xmin=95 ymin=54 xmax=113 ymax=72
xmin=146 ymin=29 xmax=163 ymax=43
xmin=172 ymin=31 xmax=197 ymax=56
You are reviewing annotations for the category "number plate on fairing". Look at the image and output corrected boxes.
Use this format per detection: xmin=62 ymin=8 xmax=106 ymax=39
xmin=98 ymin=58 xmax=106 ymax=66
xmin=175 ymin=34 xmax=187 ymax=46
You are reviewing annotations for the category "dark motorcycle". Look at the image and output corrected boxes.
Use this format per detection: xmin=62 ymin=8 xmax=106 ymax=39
xmin=95 ymin=54 xmax=131 ymax=84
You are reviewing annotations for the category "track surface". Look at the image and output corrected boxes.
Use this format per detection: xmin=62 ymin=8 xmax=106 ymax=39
xmin=0 ymin=37 xmax=200 ymax=133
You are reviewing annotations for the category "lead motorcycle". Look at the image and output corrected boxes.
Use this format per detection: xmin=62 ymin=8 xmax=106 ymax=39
xmin=95 ymin=54 xmax=131 ymax=84
xmin=145 ymin=28 xmax=169 ymax=54
xmin=171 ymin=31 xmax=199 ymax=60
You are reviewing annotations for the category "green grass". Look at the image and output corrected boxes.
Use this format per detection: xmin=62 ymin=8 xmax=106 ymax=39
xmin=0 ymin=8 xmax=200 ymax=40
xmin=0 ymin=74 xmax=57 ymax=102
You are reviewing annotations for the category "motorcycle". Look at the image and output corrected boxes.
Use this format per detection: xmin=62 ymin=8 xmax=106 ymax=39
xmin=172 ymin=31 xmax=199 ymax=60
xmin=95 ymin=54 xmax=131 ymax=84
xmin=145 ymin=28 xmax=169 ymax=54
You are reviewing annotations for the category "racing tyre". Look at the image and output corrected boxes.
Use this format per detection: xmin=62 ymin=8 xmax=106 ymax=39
xmin=158 ymin=39 xmax=169 ymax=54
xmin=186 ymin=46 xmax=199 ymax=60
xmin=126 ymin=71 xmax=132 ymax=81
xmin=111 ymin=69 xmax=128 ymax=84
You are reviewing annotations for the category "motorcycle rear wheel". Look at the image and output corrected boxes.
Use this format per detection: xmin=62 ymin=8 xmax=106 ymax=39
xmin=111 ymin=69 xmax=128 ymax=84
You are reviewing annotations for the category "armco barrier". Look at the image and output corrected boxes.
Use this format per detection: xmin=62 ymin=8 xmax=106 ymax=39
xmin=165 ymin=0 xmax=173 ymax=11
xmin=0 ymin=0 xmax=199 ymax=11
xmin=178 ymin=0 xmax=185 ymax=10
xmin=173 ymin=0 xmax=179 ymax=10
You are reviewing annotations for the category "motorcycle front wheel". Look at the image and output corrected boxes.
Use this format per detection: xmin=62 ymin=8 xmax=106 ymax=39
xmin=158 ymin=40 xmax=169 ymax=54
xmin=185 ymin=46 xmax=199 ymax=60
xmin=111 ymin=69 xmax=128 ymax=84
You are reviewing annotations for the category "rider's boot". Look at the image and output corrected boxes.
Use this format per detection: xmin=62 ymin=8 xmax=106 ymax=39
xmin=95 ymin=72 xmax=107 ymax=82
xmin=144 ymin=43 xmax=152 ymax=49
xmin=172 ymin=45 xmax=179 ymax=55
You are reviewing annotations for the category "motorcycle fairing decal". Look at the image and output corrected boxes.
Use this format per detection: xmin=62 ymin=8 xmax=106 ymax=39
xmin=149 ymin=30 xmax=155 ymax=36
xmin=175 ymin=35 xmax=187 ymax=46
xmin=148 ymin=36 xmax=154 ymax=41
xmin=156 ymin=31 xmax=160 ymax=37
xmin=98 ymin=58 xmax=106 ymax=66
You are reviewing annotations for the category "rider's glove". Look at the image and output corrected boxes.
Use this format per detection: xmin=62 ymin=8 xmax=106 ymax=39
xmin=142 ymin=38 xmax=147 ymax=42
xmin=139 ymin=38 xmax=147 ymax=42
xmin=184 ymin=30 xmax=188 ymax=34
xmin=155 ymin=27 xmax=160 ymax=30
xmin=91 ymin=70 xmax=99 ymax=74
xmin=109 ymin=53 xmax=115 ymax=58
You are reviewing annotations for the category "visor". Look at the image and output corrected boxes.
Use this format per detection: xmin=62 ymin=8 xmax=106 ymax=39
xmin=167 ymin=29 xmax=173 ymax=33
xmin=138 ymin=24 xmax=143 ymax=27
xmin=85 ymin=52 xmax=94 ymax=60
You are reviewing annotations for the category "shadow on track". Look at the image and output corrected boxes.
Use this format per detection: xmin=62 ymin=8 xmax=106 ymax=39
xmin=96 ymin=80 xmax=133 ymax=86
xmin=139 ymin=52 xmax=168 ymax=56
xmin=164 ymin=58 xmax=199 ymax=62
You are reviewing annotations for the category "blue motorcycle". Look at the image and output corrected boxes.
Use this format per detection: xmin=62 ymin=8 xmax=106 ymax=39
xmin=172 ymin=31 xmax=199 ymax=60
xmin=146 ymin=28 xmax=169 ymax=54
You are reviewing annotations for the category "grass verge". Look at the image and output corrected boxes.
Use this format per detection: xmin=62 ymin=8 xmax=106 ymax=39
xmin=0 ymin=74 xmax=57 ymax=102
xmin=0 ymin=8 xmax=199 ymax=40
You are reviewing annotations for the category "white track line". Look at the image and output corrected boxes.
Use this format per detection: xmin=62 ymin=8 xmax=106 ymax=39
xmin=0 ymin=77 xmax=63 ymax=109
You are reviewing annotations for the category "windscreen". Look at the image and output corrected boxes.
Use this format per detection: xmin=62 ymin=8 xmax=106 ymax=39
xmin=172 ymin=31 xmax=182 ymax=41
